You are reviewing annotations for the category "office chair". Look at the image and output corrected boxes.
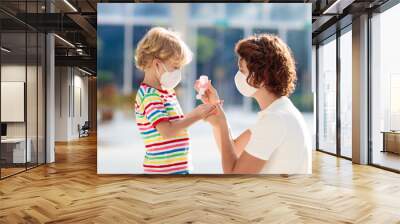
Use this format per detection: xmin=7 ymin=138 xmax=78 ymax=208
xmin=78 ymin=121 xmax=90 ymax=138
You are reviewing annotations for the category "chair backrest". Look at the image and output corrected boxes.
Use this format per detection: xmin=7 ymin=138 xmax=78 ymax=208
xmin=82 ymin=121 xmax=90 ymax=129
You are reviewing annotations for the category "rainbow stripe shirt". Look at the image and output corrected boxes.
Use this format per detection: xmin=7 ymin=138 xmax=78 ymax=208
xmin=135 ymin=83 xmax=190 ymax=174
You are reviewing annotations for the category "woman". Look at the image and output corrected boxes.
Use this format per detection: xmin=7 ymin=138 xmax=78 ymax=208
xmin=196 ymin=34 xmax=312 ymax=174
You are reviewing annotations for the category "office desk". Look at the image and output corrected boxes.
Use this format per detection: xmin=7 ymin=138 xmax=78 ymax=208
xmin=1 ymin=138 xmax=31 ymax=163
xmin=381 ymin=131 xmax=400 ymax=155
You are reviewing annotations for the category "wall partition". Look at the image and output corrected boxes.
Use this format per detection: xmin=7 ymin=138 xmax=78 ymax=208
xmin=0 ymin=1 xmax=46 ymax=179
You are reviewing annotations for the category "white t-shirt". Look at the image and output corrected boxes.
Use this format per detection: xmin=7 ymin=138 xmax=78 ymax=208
xmin=245 ymin=96 xmax=312 ymax=174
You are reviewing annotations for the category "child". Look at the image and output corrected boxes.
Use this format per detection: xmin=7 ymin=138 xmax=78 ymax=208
xmin=134 ymin=27 xmax=216 ymax=174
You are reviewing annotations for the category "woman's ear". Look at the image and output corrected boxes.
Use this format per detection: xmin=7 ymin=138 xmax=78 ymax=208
xmin=252 ymin=87 xmax=263 ymax=99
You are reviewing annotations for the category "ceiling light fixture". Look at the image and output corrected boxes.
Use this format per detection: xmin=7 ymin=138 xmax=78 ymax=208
xmin=63 ymin=0 xmax=78 ymax=12
xmin=322 ymin=0 xmax=354 ymax=15
xmin=78 ymin=67 xmax=92 ymax=76
xmin=1 ymin=47 xmax=11 ymax=53
xmin=54 ymin=34 xmax=75 ymax=48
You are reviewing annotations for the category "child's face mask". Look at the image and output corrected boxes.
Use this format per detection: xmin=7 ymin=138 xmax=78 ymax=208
xmin=157 ymin=62 xmax=182 ymax=90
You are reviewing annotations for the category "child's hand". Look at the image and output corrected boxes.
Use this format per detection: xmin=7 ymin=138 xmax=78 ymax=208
xmin=193 ymin=103 xmax=218 ymax=120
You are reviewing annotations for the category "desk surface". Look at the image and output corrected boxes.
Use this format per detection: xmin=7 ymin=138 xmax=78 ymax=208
xmin=381 ymin=131 xmax=400 ymax=134
xmin=1 ymin=138 xmax=27 ymax=143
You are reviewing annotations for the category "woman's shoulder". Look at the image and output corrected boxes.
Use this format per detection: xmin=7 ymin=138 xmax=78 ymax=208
xmin=259 ymin=106 xmax=309 ymax=141
xmin=252 ymin=112 xmax=287 ymax=135
xmin=258 ymin=111 xmax=286 ymax=125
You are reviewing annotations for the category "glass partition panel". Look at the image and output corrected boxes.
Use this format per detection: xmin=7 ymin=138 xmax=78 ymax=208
xmin=26 ymin=30 xmax=38 ymax=169
xmin=317 ymin=37 xmax=337 ymax=154
xmin=339 ymin=29 xmax=352 ymax=158
xmin=1 ymin=30 xmax=28 ymax=177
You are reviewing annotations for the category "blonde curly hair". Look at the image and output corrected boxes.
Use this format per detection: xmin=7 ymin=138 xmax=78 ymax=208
xmin=134 ymin=27 xmax=193 ymax=71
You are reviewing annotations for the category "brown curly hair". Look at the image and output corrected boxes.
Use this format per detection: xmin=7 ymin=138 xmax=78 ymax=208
xmin=235 ymin=34 xmax=297 ymax=96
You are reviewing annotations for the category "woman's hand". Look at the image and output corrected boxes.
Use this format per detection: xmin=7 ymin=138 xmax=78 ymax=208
xmin=191 ymin=103 xmax=218 ymax=120
xmin=204 ymin=104 xmax=226 ymax=127
xmin=194 ymin=80 xmax=220 ymax=104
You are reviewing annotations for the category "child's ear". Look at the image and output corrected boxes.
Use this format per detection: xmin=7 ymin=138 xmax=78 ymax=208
xmin=152 ymin=58 xmax=161 ymax=73
xmin=152 ymin=58 xmax=158 ymax=67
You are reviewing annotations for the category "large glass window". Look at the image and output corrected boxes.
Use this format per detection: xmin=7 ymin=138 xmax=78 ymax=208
xmin=316 ymin=28 xmax=352 ymax=159
xmin=339 ymin=28 xmax=352 ymax=158
xmin=371 ymin=3 xmax=400 ymax=171
xmin=317 ymin=36 xmax=337 ymax=154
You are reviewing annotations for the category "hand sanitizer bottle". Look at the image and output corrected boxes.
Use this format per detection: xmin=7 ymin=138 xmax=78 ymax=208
xmin=196 ymin=75 xmax=209 ymax=100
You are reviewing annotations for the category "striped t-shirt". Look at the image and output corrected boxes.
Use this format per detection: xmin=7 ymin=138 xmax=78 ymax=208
xmin=135 ymin=83 xmax=190 ymax=174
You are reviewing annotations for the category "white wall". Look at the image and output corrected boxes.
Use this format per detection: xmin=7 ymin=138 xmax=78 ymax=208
xmin=71 ymin=72 xmax=89 ymax=138
xmin=55 ymin=66 xmax=69 ymax=141
xmin=54 ymin=67 xmax=89 ymax=141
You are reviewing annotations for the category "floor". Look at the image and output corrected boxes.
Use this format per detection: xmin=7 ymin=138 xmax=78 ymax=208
xmin=1 ymin=163 xmax=44 ymax=178
xmin=0 ymin=135 xmax=400 ymax=223
xmin=372 ymin=150 xmax=400 ymax=171
xmin=0 ymin=167 xmax=25 ymax=178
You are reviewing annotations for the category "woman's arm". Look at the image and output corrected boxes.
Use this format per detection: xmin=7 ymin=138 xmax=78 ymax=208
xmin=210 ymin=121 xmax=250 ymax=157
xmin=208 ymin=107 xmax=266 ymax=174
xmin=233 ymin=130 xmax=251 ymax=157
xmin=197 ymin=81 xmax=267 ymax=173
xmin=210 ymin=114 xmax=237 ymax=173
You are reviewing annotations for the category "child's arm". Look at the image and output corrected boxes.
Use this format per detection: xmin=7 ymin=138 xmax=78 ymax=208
xmin=155 ymin=104 xmax=217 ymax=139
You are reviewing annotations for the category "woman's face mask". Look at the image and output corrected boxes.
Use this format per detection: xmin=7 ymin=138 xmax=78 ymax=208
xmin=157 ymin=62 xmax=182 ymax=90
xmin=234 ymin=70 xmax=258 ymax=97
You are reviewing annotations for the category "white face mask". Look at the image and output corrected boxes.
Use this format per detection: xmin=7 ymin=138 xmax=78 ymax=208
xmin=234 ymin=70 xmax=258 ymax=97
xmin=157 ymin=63 xmax=182 ymax=90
